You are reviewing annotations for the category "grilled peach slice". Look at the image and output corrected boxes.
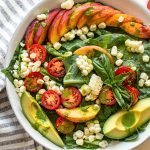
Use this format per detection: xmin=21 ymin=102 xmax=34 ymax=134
xmin=48 ymin=10 xmax=66 ymax=44
xmin=25 ymin=20 xmax=39 ymax=50
xmin=77 ymin=4 xmax=106 ymax=29
xmin=87 ymin=9 xmax=121 ymax=26
xmin=34 ymin=9 xmax=60 ymax=44
xmin=56 ymin=105 xmax=100 ymax=123
xmin=74 ymin=45 xmax=113 ymax=63
xmin=120 ymin=22 xmax=150 ymax=39
xmin=106 ymin=14 xmax=143 ymax=27
xmin=68 ymin=2 xmax=100 ymax=29
xmin=58 ymin=9 xmax=73 ymax=37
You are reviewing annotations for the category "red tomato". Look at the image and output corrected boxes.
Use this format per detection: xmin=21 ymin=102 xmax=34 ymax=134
xmin=61 ymin=87 xmax=82 ymax=108
xmin=24 ymin=72 xmax=43 ymax=92
xmin=115 ymin=66 xmax=136 ymax=85
xmin=125 ymin=85 xmax=139 ymax=105
xmin=56 ymin=117 xmax=75 ymax=134
xmin=41 ymin=90 xmax=60 ymax=110
xmin=99 ymin=86 xmax=116 ymax=106
xmin=47 ymin=58 xmax=66 ymax=78
xmin=29 ymin=44 xmax=47 ymax=63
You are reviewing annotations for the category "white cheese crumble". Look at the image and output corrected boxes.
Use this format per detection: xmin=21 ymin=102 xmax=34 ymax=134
xmin=90 ymin=24 xmax=97 ymax=31
xmin=111 ymin=46 xmax=118 ymax=56
xmin=37 ymin=14 xmax=47 ymax=21
xmin=53 ymin=42 xmax=62 ymax=50
xmin=98 ymin=22 xmax=106 ymax=29
xmin=61 ymin=0 xmax=74 ymax=10
xmin=142 ymin=55 xmax=149 ymax=63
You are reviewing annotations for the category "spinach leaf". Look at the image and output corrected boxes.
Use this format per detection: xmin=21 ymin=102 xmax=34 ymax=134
xmin=62 ymin=39 xmax=86 ymax=52
xmin=40 ymin=67 xmax=62 ymax=84
xmin=123 ymin=132 xmax=138 ymax=142
xmin=63 ymin=56 xmax=90 ymax=87
xmin=2 ymin=43 xmax=22 ymax=83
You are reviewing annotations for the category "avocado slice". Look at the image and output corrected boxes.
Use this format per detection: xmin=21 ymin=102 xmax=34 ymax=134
xmin=21 ymin=91 xmax=64 ymax=148
xmin=103 ymin=97 xmax=150 ymax=139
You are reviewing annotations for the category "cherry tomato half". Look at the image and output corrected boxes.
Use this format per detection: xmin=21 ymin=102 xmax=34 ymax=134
xmin=41 ymin=90 xmax=60 ymax=110
xmin=29 ymin=44 xmax=47 ymax=63
xmin=61 ymin=87 xmax=82 ymax=108
xmin=115 ymin=66 xmax=136 ymax=85
xmin=99 ymin=86 xmax=116 ymax=106
xmin=47 ymin=58 xmax=66 ymax=78
xmin=125 ymin=85 xmax=139 ymax=105
xmin=56 ymin=117 xmax=75 ymax=134
xmin=24 ymin=72 xmax=43 ymax=92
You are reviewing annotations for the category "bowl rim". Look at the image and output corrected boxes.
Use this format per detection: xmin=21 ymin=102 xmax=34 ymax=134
xmin=5 ymin=0 xmax=150 ymax=150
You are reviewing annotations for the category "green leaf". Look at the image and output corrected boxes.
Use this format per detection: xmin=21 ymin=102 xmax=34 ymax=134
xmin=93 ymin=54 xmax=114 ymax=83
xmin=123 ymin=132 xmax=138 ymax=141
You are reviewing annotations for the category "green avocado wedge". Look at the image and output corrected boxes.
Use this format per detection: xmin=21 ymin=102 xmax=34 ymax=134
xmin=103 ymin=98 xmax=150 ymax=139
xmin=21 ymin=91 xmax=64 ymax=148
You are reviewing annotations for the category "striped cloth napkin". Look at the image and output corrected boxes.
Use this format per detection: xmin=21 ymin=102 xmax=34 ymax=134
xmin=0 ymin=0 xmax=149 ymax=150
xmin=0 ymin=0 xmax=45 ymax=149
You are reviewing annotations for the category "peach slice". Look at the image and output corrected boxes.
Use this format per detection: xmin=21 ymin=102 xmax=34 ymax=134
xmin=48 ymin=10 xmax=67 ymax=44
xmin=77 ymin=4 xmax=104 ymax=29
xmin=120 ymin=22 xmax=150 ymax=39
xmin=56 ymin=105 xmax=100 ymax=123
xmin=74 ymin=45 xmax=114 ymax=63
xmin=68 ymin=2 xmax=100 ymax=29
xmin=58 ymin=9 xmax=73 ymax=37
xmin=106 ymin=14 xmax=143 ymax=27
xmin=34 ymin=9 xmax=60 ymax=44
xmin=25 ymin=20 xmax=39 ymax=50
xmin=87 ymin=8 xmax=121 ymax=26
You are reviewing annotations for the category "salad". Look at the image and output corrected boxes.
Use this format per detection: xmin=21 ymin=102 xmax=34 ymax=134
xmin=2 ymin=0 xmax=150 ymax=149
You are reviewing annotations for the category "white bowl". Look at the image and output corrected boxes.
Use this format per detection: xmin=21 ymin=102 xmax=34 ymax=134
xmin=5 ymin=0 xmax=150 ymax=150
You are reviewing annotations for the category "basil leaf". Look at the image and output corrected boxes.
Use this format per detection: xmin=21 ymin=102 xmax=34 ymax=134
xmin=93 ymin=54 xmax=114 ymax=83
xmin=113 ymin=87 xmax=130 ymax=110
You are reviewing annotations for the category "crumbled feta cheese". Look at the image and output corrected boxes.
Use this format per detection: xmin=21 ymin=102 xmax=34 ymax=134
xmin=21 ymin=53 xmax=28 ymax=58
xmin=13 ymin=71 xmax=19 ymax=78
xmin=117 ymin=52 xmax=123 ymax=59
xmin=81 ymin=26 xmax=89 ymax=34
xmin=31 ymin=66 xmax=38 ymax=72
xmin=90 ymin=24 xmax=97 ymax=31
xmin=99 ymin=140 xmax=109 ymax=148
xmin=96 ymin=133 xmax=104 ymax=140
xmin=21 ymin=69 xmax=30 ymax=78
xmin=140 ymin=72 xmax=148 ymax=81
xmin=39 ymin=89 xmax=46 ymax=94
xmin=14 ymin=64 xmax=19 ymax=70
xmin=111 ymin=46 xmax=118 ymax=56
xmin=138 ymin=79 xmax=145 ymax=87
xmin=80 ymin=34 xmax=87 ymax=40
xmin=88 ymin=135 xmax=95 ymax=142
xmin=131 ymin=66 xmax=136 ymax=71
xmin=37 ymin=14 xmax=47 ymax=21
xmin=59 ymin=86 xmax=64 ymax=91
xmin=75 ymin=130 xmax=84 ymax=139
xmin=82 ymin=69 xmax=88 ymax=76
xmin=87 ymin=32 xmax=94 ymax=38
xmin=20 ymin=86 xmax=26 ymax=92
xmin=89 ymin=126 xmax=95 ymax=133
xmin=34 ymin=61 xmax=41 ymax=67
xmin=43 ymin=76 xmax=50 ymax=82
xmin=30 ymin=53 xmax=36 ymax=59
xmin=22 ymin=57 xmax=31 ymax=62
xmin=142 ymin=55 xmax=149 ymax=62
xmin=85 ymin=93 xmax=97 ymax=101
xmin=118 ymin=16 xmax=124 ymax=22
xmin=61 ymin=0 xmax=74 ymax=10
xmin=76 ymin=139 xmax=84 ymax=146
xmin=44 ymin=62 xmax=48 ymax=68
xmin=145 ymin=80 xmax=150 ymax=87
xmin=76 ymin=29 xmax=83 ymax=36
xmin=84 ymin=128 xmax=90 ymax=135
xmin=73 ymin=133 xmax=78 ymax=140
xmin=115 ymin=59 xmax=123 ymax=66
xmin=13 ymin=79 xmax=19 ymax=87
xmin=53 ymin=42 xmax=62 ymax=50
xmin=61 ymin=37 xmax=66 ymax=42
xmin=18 ymin=80 xmax=24 ymax=87
xmin=98 ymin=22 xmax=106 ymax=29
xmin=20 ymin=42 xmax=25 ymax=47
xmin=95 ymin=126 xmax=101 ymax=133
xmin=37 ymin=79 xmax=44 ymax=84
